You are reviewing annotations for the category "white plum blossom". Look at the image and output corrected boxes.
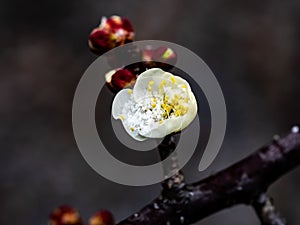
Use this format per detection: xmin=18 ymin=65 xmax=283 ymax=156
xmin=112 ymin=68 xmax=198 ymax=141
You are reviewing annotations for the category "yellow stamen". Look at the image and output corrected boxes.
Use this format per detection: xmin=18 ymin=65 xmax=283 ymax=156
xmin=148 ymin=80 xmax=154 ymax=91
xmin=127 ymin=89 xmax=132 ymax=94
xmin=130 ymin=127 xmax=135 ymax=131
xmin=159 ymin=80 xmax=167 ymax=89
xmin=162 ymin=103 xmax=172 ymax=114
xmin=182 ymin=106 xmax=189 ymax=115
xmin=170 ymin=76 xmax=176 ymax=84
xmin=119 ymin=115 xmax=125 ymax=120
xmin=164 ymin=95 xmax=169 ymax=103
xmin=172 ymin=95 xmax=179 ymax=105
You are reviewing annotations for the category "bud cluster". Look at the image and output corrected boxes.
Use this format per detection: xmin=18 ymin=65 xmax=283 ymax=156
xmin=49 ymin=206 xmax=115 ymax=225
xmin=88 ymin=15 xmax=177 ymax=92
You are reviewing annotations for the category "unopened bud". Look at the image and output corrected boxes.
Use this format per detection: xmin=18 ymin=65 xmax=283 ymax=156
xmin=105 ymin=68 xmax=137 ymax=92
xmin=89 ymin=210 xmax=115 ymax=225
xmin=89 ymin=16 xmax=135 ymax=55
xmin=49 ymin=205 xmax=83 ymax=225
xmin=143 ymin=46 xmax=177 ymax=70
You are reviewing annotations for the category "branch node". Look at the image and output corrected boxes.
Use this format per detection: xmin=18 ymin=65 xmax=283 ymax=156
xmin=291 ymin=125 xmax=300 ymax=134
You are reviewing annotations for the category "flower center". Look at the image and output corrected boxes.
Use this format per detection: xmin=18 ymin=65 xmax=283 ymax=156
xmin=120 ymin=77 xmax=190 ymax=136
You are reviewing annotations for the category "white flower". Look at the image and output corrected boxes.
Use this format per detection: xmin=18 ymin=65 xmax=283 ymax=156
xmin=112 ymin=68 xmax=198 ymax=141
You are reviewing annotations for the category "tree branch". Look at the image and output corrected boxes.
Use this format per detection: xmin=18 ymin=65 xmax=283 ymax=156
xmin=117 ymin=127 xmax=300 ymax=225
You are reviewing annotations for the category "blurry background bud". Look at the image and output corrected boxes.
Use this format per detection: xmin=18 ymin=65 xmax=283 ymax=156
xmin=106 ymin=44 xmax=142 ymax=69
xmin=49 ymin=205 xmax=83 ymax=225
xmin=89 ymin=210 xmax=115 ymax=225
xmin=123 ymin=46 xmax=177 ymax=73
xmin=142 ymin=46 xmax=177 ymax=71
xmin=105 ymin=68 xmax=137 ymax=92
xmin=89 ymin=16 xmax=135 ymax=55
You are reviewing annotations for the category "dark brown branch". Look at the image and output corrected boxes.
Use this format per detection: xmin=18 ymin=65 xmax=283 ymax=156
xmin=117 ymin=128 xmax=300 ymax=225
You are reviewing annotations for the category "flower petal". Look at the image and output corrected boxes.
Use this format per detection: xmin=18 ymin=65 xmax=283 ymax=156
xmin=180 ymin=91 xmax=198 ymax=130
xmin=111 ymin=89 xmax=131 ymax=119
xmin=132 ymin=68 xmax=170 ymax=101
xmin=111 ymin=89 xmax=147 ymax=141
xmin=133 ymin=68 xmax=192 ymax=102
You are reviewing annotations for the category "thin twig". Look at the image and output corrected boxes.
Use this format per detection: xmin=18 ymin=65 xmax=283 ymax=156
xmin=252 ymin=193 xmax=286 ymax=225
xmin=118 ymin=126 xmax=300 ymax=225
xmin=158 ymin=134 xmax=186 ymax=195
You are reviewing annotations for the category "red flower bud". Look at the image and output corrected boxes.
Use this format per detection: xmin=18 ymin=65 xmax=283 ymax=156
xmin=49 ymin=205 xmax=83 ymax=225
xmin=105 ymin=68 xmax=137 ymax=92
xmin=89 ymin=16 xmax=135 ymax=55
xmin=89 ymin=210 xmax=115 ymax=225
xmin=143 ymin=46 xmax=177 ymax=70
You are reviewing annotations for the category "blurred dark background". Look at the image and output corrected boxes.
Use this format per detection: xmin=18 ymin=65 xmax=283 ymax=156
xmin=1 ymin=0 xmax=300 ymax=224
